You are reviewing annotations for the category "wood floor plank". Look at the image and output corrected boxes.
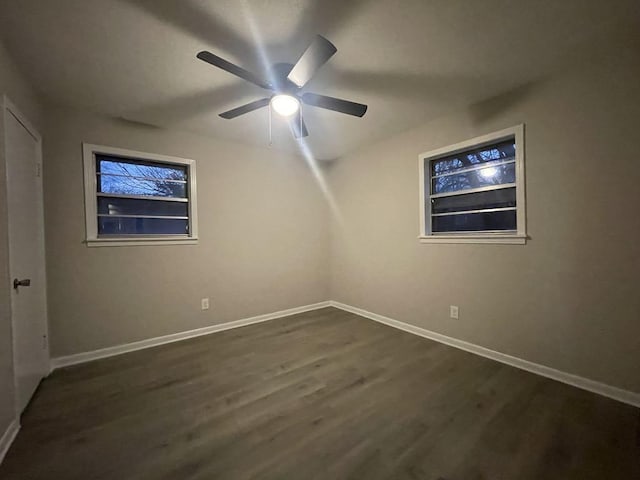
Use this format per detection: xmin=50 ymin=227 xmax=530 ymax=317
xmin=1 ymin=307 xmax=638 ymax=479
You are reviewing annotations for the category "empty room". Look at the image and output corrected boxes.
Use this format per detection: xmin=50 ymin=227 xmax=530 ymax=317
xmin=0 ymin=1 xmax=639 ymax=478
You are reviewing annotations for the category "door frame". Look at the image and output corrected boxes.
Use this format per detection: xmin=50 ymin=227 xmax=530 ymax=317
xmin=2 ymin=95 xmax=50 ymax=418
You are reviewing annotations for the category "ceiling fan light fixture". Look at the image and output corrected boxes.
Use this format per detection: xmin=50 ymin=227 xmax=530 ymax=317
xmin=271 ymin=94 xmax=300 ymax=117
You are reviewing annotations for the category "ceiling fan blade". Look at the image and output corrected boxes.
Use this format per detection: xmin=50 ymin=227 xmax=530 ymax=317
xmin=289 ymin=112 xmax=309 ymax=138
xmin=219 ymin=98 xmax=270 ymax=119
xmin=287 ymin=35 xmax=337 ymax=88
xmin=197 ymin=51 xmax=272 ymax=90
xmin=302 ymin=92 xmax=368 ymax=117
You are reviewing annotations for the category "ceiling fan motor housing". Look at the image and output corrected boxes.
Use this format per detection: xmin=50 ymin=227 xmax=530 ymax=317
xmin=270 ymin=62 xmax=299 ymax=95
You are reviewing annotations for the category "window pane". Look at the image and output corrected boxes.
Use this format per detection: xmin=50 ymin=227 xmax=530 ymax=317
xmin=432 ymin=162 xmax=515 ymax=194
xmin=96 ymin=155 xmax=188 ymax=198
xmin=431 ymin=187 xmax=516 ymax=214
xmin=97 ymin=197 xmax=188 ymax=217
xmin=98 ymin=217 xmax=189 ymax=235
xmin=430 ymin=139 xmax=515 ymax=176
xmin=99 ymin=174 xmax=187 ymax=198
xmin=432 ymin=210 xmax=516 ymax=233
xmin=97 ymin=155 xmax=187 ymax=181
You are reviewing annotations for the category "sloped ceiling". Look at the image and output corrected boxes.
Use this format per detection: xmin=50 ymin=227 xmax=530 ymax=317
xmin=0 ymin=0 xmax=638 ymax=159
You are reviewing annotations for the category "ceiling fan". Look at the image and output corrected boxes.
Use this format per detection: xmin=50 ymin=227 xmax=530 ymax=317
xmin=196 ymin=35 xmax=367 ymax=139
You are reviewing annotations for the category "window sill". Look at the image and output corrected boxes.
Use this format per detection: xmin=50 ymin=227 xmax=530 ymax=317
xmin=86 ymin=237 xmax=198 ymax=247
xmin=418 ymin=234 xmax=527 ymax=245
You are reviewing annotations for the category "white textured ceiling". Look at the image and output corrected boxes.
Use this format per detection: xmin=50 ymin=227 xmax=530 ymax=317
xmin=0 ymin=0 xmax=638 ymax=160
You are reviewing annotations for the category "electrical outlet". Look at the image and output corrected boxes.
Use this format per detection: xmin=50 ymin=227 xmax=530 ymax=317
xmin=450 ymin=305 xmax=459 ymax=319
xmin=201 ymin=298 xmax=210 ymax=310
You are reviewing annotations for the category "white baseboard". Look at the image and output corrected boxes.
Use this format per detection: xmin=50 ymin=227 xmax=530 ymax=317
xmin=50 ymin=301 xmax=331 ymax=370
xmin=330 ymin=301 xmax=640 ymax=408
xmin=0 ymin=419 xmax=20 ymax=465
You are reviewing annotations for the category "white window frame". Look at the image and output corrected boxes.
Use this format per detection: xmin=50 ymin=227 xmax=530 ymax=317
xmin=418 ymin=124 xmax=526 ymax=244
xmin=82 ymin=143 xmax=198 ymax=247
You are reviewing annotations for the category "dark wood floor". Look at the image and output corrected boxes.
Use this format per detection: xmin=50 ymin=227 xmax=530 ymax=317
xmin=1 ymin=307 xmax=638 ymax=479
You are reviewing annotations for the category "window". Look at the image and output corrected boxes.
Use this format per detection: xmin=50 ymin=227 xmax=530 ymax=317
xmin=418 ymin=125 xmax=526 ymax=244
xmin=83 ymin=144 xmax=198 ymax=246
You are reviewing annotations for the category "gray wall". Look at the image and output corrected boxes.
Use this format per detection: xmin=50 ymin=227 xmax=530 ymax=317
xmin=0 ymin=40 xmax=43 ymax=439
xmin=328 ymin=53 xmax=640 ymax=393
xmin=44 ymin=106 xmax=330 ymax=357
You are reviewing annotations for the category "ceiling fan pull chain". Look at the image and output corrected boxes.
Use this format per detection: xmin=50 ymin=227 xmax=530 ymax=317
xmin=268 ymin=101 xmax=273 ymax=146
xmin=299 ymin=103 xmax=303 ymax=141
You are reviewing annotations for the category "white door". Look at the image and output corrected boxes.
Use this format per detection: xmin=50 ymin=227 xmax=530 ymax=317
xmin=4 ymin=99 xmax=49 ymax=413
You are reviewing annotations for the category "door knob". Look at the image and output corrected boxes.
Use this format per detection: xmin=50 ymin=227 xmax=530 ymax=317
xmin=13 ymin=278 xmax=31 ymax=290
